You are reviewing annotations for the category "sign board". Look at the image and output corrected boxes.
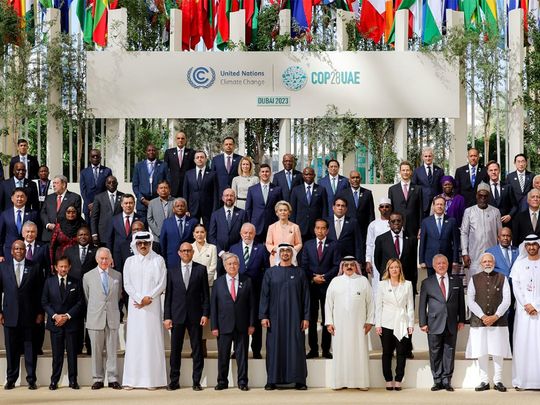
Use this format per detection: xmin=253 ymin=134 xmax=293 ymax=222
xmin=87 ymin=51 xmax=459 ymax=119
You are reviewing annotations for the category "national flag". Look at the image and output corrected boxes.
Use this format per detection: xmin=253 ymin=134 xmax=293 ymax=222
xmin=83 ymin=0 xmax=94 ymax=44
xmin=422 ymin=0 xmax=444 ymax=44
xmin=358 ymin=0 xmax=385 ymax=42
xmin=242 ymin=0 xmax=258 ymax=45
xmin=463 ymin=0 xmax=480 ymax=28
xmin=54 ymin=0 xmax=71 ymax=33
xmin=507 ymin=0 xmax=528 ymax=32
xmin=24 ymin=0 xmax=36 ymax=43
xmin=76 ymin=0 xmax=86 ymax=28
xmin=291 ymin=0 xmax=313 ymax=31
xmin=388 ymin=0 xmax=416 ymax=43
xmin=384 ymin=0 xmax=394 ymax=41
xmin=216 ymin=0 xmax=240 ymax=49
xmin=92 ymin=0 xmax=108 ymax=47
xmin=199 ymin=0 xmax=215 ymax=49
xmin=480 ymin=0 xmax=498 ymax=33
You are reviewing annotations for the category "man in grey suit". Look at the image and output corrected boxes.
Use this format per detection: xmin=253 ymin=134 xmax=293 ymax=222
xmin=82 ymin=247 xmax=123 ymax=390
xmin=147 ymin=180 xmax=174 ymax=247
xmin=419 ymin=254 xmax=465 ymax=392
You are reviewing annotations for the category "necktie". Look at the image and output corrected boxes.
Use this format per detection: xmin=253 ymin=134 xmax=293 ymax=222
xmin=331 ymin=177 xmax=337 ymax=194
xmin=226 ymin=156 xmax=232 ymax=173
xmin=519 ymin=173 xmax=525 ymax=192
xmin=178 ymin=149 xmax=183 ymax=168
xmin=317 ymin=240 xmax=323 ymax=260
xmin=471 ymin=166 xmax=476 ymax=186
xmin=353 ymin=190 xmax=359 ymax=208
xmin=26 ymin=244 xmax=33 ymax=260
xmin=178 ymin=218 xmax=184 ymax=236
xmin=493 ymin=182 xmax=500 ymax=202
xmin=244 ymin=245 xmax=250 ymax=265
xmin=17 ymin=180 xmax=23 ymax=187
xmin=335 ymin=218 xmax=342 ymax=239
xmin=394 ymin=234 xmax=400 ymax=256
xmin=148 ymin=161 xmax=155 ymax=187
xmin=197 ymin=169 xmax=203 ymax=186
xmin=56 ymin=195 xmax=62 ymax=211
xmin=437 ymin=217 xmax=442 ymax=234
xmin=287 ymin=172 xmax=292 ymax=189
xmin=110 ymin=193 xmax=116 ymax=211
xmin=93 ymin=167 xmax=99 ymax=183
xmin=226 ymin=209 xmax=232 ymax=229
xmin=306 ymin=185 xmax=312 ymax=204
xmin=402 ymin=183 xmax=408 ymax=200
xmin=504 ymin=247 xmax=511 ymax=267
xmin=262 ymin=184 xmax=268 ymax=204
xmin=533 ymin=212 xmax=538 ymax=230
xmin=439 ymin=276 xmax=446 ymax=300
xmin=15 ymin=263 xmax=22 ymax=287
xmin=16 ymin=209 xmax=22 ymax=234
xmin=230 ymin=277 xmax=236 ymax=301
xmin=183 ymin=265 xmax=190 ymax=289
xmin=40 ymin=181 xmax=46 ymax=196
xmin=101 ymin=271 xmax=109 ymax=295
xmin=60 ymin=277 xmax=66 ymax=299
xmin=124 ymin=216 xmax=130 ymax=236
xmin=427 ymin=166 xmax=433 ymax=184
xmin=81 ymin=246 xmax=87 ymax=263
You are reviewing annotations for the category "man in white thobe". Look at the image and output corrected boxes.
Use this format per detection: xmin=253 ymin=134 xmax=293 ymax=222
xmin=122 ymin=232 xmax=167 ymax=389
xmin=325 ymin=257 xmax=374 ymax=390
xmin=465 ymin=252 xmax=511 ymax=392
xmin=461 ymin=182 xmax=501 ymax=279
xmin=510 ymin=234 xmax=540 ymax=390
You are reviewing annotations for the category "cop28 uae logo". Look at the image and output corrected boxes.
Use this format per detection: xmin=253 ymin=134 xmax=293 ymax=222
xmin=281 ymin=66 xmax=308 ymax=91
xmin=187 ymin=66 xmax=216 ymax=89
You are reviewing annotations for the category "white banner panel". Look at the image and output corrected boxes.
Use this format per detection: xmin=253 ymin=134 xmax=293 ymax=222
xmin=86 ymin=51 xmax=459 ymax=119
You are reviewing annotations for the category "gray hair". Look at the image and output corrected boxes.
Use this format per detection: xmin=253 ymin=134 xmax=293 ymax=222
xmin=173 ymin=197 xmax=188 ymax=206
xmin=422 ymin=146 xmax=434 ymax=155
xmin=22 ymin=221 xmax=38 ymax=231
xmin=432 ymin=254 xmax=448 ymax=267
xmin=53 ymin=175 xmax=68 ymax=184
xmin=222 ymin=252 xmax=240 ymax=265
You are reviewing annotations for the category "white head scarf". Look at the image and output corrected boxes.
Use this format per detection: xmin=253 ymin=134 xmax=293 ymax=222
xmin=130 ymin=231 xmax=155 ymax=259
xmin=274 ymin=243 xmax=298 ymax=266
xmin=337 ymin=256 xmax=362 ymax=276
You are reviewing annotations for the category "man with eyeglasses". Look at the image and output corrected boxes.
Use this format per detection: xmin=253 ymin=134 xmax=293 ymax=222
xmin=513 ymin=188 xmax=540 ymax=246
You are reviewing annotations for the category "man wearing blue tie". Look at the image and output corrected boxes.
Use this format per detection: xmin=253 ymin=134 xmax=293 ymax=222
xmin=318 ymin=159 xmax=348 ymax=217
xmin=132 ymin=144 xmax=168 ymax=218
xmin=160 ymin=198 xmax=198 ymax=268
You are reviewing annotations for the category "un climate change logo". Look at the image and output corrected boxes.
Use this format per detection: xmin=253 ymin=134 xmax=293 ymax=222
xmin=282 ymin=66 xmax=307 ymax=91
xmin=187 ymin=66 xmax=216 ymax=89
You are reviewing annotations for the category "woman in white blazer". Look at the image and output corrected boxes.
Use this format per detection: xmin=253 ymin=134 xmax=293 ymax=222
xmin=375 ymin=258 xmax=414 ymax=390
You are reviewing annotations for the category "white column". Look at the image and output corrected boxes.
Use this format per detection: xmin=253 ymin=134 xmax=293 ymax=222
xmin=278 ymin=9 xmax=292 ymax=165
xmin=508 ymin=9 xmax=524 ymax=160
xmin=168 ymin=9 xmax=183 ymax=147
xmin=45 ymin=8 xmax=62 ymax=177
xmin=394 ymin=10 xmax=409 ymax=163
xmin=446 ymin=10 xmax=468 ymax=173
xmin=230 ymin=10 xmax=247 ymax=155
xmin=105 ymin=9 xmax=127 ymax=181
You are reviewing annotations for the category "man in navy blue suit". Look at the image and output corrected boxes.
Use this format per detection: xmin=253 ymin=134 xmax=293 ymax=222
xmin=318 ymin=159 xmax=348 ymax=217
xmin=184 ymin=150 xmax=219 ymax=226
xmin=245 ymin=164 xmax=282 ymax=243
xmin=160 ymin=198 xmax=198 ymax=268
xmin=454 ymin=148 xmax=489 ymax=208
xmin=412 ymin=147 xmax=445 ymax=218
xmin=110 ymin=194 xmax=143 ymax=273
xmin=1 ymin=162 xmax=39 ymax=212
xmin=211 ymin=253 xmax=256 ymax=391
xmin=272 ymin=154 xmax=303 ymax=202
xmin=132 ymin=144 xmax=168 ymax=217
xmin=419 ymin=196 xmax=460 ymax=277
xmin=229 ymin=222 xmax=269 ymax=358
xmin=301 ymin=219 xmax=339 ymax=359
xmin=41 ymin=255 xmax=85 ymax=390
xmin=0 ymin=240 xmax=44 ymax=390
xmin=326 ymin=197 xmax=362 ymax=261
xmin=211 ymin=137 xmax=242 ymax=198
xmin=506 ymin=153 xmax=533 ymax=212
xmin=163 ymin=131 xmax=196 ymax=198
xmin=79 ymin=149 xmax=112 ymax=225
xmin=290 ymin=167 xmax=328 ymax=242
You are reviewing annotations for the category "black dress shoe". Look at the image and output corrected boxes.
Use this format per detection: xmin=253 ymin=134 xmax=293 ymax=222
xmin=108 ymin=382 xmax=122 ymax=390
xmin=167 ymin=382 xmax=180 ymax=391
xmin=394 ymin=386 xmax=402 ymax=391
xmin=69 ymin=382 xmax=80 ymax=390
xmin=443 ymin=384 xmax=455 ymax=392
xmin=91 ymin=381 xmax=104 ymax=390
xmin=386 ymin=386 xmax=394 ymax=391
xmin=4 ymin=381 xmax=15 ymax=390
xmin=406 ymin=352 xmax=415 ymax=359
xmin=49 ymin=382 xmax=58 ymax=390
xmin=192 ymin=383 xmax=203 ymax=391
xmin=493 ymin=382 xmax=507 ymax=392
xmin=264 ymin=383 xmax=276 ymax=390
xmin=295 ymin=383 xmax=308 ymax=390
xmin=28 ymin=382 xmax=37 ymax=390
xmin=214 ymin=384 xmax=228 ymax=390
xmin=475 ymin=382 xmax=490 ymax=391
xmin=322 ymin=352 xmax=333 ymax=359
xmin=238 ymin=384 xmax=249 ymax=391
xmin=306 ymin=351 xmax=319 ymax=359
xmin=253 ymin=353 xmax=262 ymax=359
xmin=431 ymin=383 xmax=443 ymax=391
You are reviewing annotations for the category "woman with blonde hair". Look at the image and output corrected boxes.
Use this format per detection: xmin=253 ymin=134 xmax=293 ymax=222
xmin=231 ymin=156 xmax=259 ymax=209
xmin=375 ymin=258 xmax=414 ymax=391
xmin=265 ymin=201 xmax=302 ymax=265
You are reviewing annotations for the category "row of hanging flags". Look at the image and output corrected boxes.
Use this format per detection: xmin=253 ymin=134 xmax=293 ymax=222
xmin=6 ymin=0 xmax=540 ymax=49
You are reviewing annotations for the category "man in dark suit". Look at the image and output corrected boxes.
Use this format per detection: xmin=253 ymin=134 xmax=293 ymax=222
xmin=79 ymin=149 xmax=112 ymax=224
xmin=245 ymin=164 xmax=282 ymax=243
xmin=90 ymin=175 xmax=124 ymax=248
xmin=132 ymin=144 xmax=168 ymax=217
xmin=412 ymin=147 xmax=445 ymax=217
xmin=1 ymin=162 xmax=39 ymax=211
xmin=33 ymin=165 xmax=52 ymax=210
xmin=512 ymin=188 xmax=540 ymax=246
xmin=0 ymin=240 xmax=44 ymax=390
xmin=454 ymin=148 xmax=488 ymax=207
xmin=326 ymin=197 xmax=362 ymax=261
xmin=318 ymin=159 xmax=348 ymax=217
xmin=290 ymin=167 xmax=328 ymax=242
xmin=184 ymin=150 xmax=219 ymax=226
xmin=229 ymin=222 xmax=269 ymax=358
xmin=208 ymin=188 xmax=247 ymax=273
xmin=41 ymin=255 xmax=85 ymax=390
xmin=211 ymin=253 xmax=256 ymax=391
xmin=419 ymin=254 xmax=465 ymax=392
xmin=164 ymin=131 xmax=196 ymax=198
xmin=506 ymin=153 xmax=533 ymax=211
xmin=486 ymin=160 xmax=516 ymax=226
xmin=301 ymin=219 xmax=339 ymax=359
xmin=160 ymin=197 xmax=198 ymax=268
xmin=40 ymin=175 xmax=82 ymax=242
xmin=9 ymin=139 xmax=39 ymax=180
xmin=419 ymin=196 xmax=460 ymax=277
xmin=110 ymin=194 xmax=143 ymax=272
xmin=211 ymin=137 xmax=242 ymax=197
xmin=388 ymin=161 xmax=423 ymax=238
xmin=164 ymin=242 xmax=210 ymax=391
xmin=273 ymin=153 xmax=303 ymax=202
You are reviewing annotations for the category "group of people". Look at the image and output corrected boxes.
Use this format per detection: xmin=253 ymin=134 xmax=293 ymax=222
xmin=1 ymin=134 xmax=540 ymax=393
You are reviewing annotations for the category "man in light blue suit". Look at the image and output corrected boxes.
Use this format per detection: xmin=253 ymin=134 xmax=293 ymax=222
xmin=318 ymin=159 xmax=348 ymax=217
xmin=79 ymin=149 xmax=112 ymax=224
xmin=132 ymin=144 xmax=168 ymax=217
xmin=160 ymin=198 xmax=198 ymax=268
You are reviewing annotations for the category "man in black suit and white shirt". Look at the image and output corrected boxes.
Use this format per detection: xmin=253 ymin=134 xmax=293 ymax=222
xmin=9 ymin=139 xmax=39 ymax=180
xmin=1 ymin=162 xmax=39 ymax=212
xmin=326 ymin=197 xmax=362 ymax=261
xmin=184 ymin=150 xmax=219 ymax=226
xmin=412 ymin=147 xmax=445 ymax=217
xmin=506 ymin=153 xmax=534 ymax=211
xmin=164 ymin=131 xmax=196 ymax=198
xmin=486 ymin=160 xmax=516 ymax=225
xmin=454 ymin=148 xmax=488 ymax=207
xmin=90 ymin=176 xmax=124 ymax=248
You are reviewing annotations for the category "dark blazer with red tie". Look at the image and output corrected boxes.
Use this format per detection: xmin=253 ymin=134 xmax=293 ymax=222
xmin=208 ymin=206 xmax=247 ymax=254
xmin=300 ymin=238 xmax=340 ymax=292
xmin=164 ymin=147 xmax=196 ymax=197
xmin=388 ymin=182 xmax=423 ymax=238
xmin=211 ymin=153 xmax=242 ymax=197
xmin=110 ymin=212 xmax=143 ymax=271
xmin=40 ymin=191 xmax=82 ymax=242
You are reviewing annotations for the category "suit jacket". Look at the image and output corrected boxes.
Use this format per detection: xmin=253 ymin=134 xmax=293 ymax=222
xmin=79 ymin=165 xmax=113 ymax=215
xmin=33 ymin=179 xmax=52 ymax=210
xmin=412 ymin=164 xmax=445 ymax=215
xmin=512 ymin=209 xmax=540 ymax=246
xmin=418 ymin=274 xmax=465 ymax=335
xmin=41 ymin=274 xmax=85 ymax=333
xmin=388 ymin=182 xmax=423 ymax=237
xmin=245 ymin=182 xmax=283 ymax=238
xmin=208 ymin=206 xmax=246 ymax=254
xmin=336 ymin=187 xmax=375 ymax=244
xmin=0 ymin=260 xmax=44 ymax=327
xmin=110 ymin=213 xmax=144 ymax=268
xmin=419 ymin=215 xmax=460 ymax=267
xmin=26 ymin=242 xmax=50 ymax=278
xmin=326 ymin=215 xmax=362 ymax=261
xmin=131 ymin=159 xmax=168 ymax=211
xmin=485 ymin=244 xmax=519 ymax=278
xmin=0 ymin=208 xmax=39 ymax=258
xmin=488 ymin=180 xmax=517 ymax=219
xmin=164 ymin=147 xmax=196 ymax=197
xmin=183 ymin=167 xmax=219 ymax=224
xmin=229 ymin=241 xmax=269 ymax=285
xmin=211 ymin=153 xmax=242 ymax=197
xmin=9 ymin=154 xmax=39 ymax=180
xmin=147 ymin=196 xmax=175 ymax=240
xmin=164 ymin=262 xmax=210 ymax=325
xmin=290 ymin=183 xmax=328 ymax=239
xmin=64 ymin=244 xmax=98 ymax=280
xmin=40 ymin=191 xmax=82 ymax=242
xmin=300 ymin=238 xmax=339 ymax=290
xmin=506 ymin=170 xmax=533 ymax=210
xmin=210 ymin=273 xmax=256 ymax=334
xmin=374 ymin=230 xmax=418 ymax=293
xmin=82 ymin=267 xmax=122 ymax=330
xmin=272 ymin=169 xmax=303 ymax=202
xmin=1 ymin=177 xmax=39 ymax=212
xmin=160 ymin=215 xmax=198 ymax=268
xmin=90 ymin=190 xmax=125 ymax=247
xmin=318 ymin=175 xmax=349 ymax=217
xmin=454 ymin=164 xmax=489 ymax=207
